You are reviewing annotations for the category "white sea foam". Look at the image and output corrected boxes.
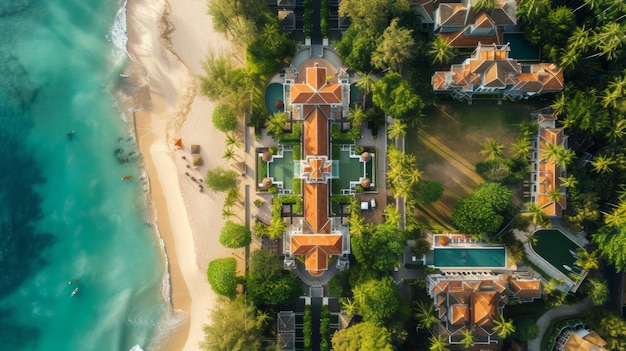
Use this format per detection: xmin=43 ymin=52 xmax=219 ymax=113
xmin=129 ymin=345 xmax=144 ymax=351
xmin=110 ymin=0 xmax=129 ymax=59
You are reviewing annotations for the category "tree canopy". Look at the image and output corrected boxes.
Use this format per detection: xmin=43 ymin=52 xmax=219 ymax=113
xmin=451 ymin=183 xmax=513 ymax=239
xmin=350 ymin=223 xmax=404 ymax=274
xmin=205 ymin=167 xmax=239 ymax=193
xmin=246 ymin=250 xmax=301 ymax=308
xmin=212 ymin=104 xmax=238 ymax=133
xmin=199 ymin=295 xmax=264 ymax=351
xmin=206 ymin=258 xmax=238 ymax=298
xmin=331 ymin=322 xmax=393 ymax=351
xmin=219 ymin=221 xmax=251 ymax=249
xmin=352 ymin=277 xmax=408 ymax=328
xmin=371 ymin=18 xmax=415 ymax=73
xmin=372 ymin=73 xmax=424 ymax=122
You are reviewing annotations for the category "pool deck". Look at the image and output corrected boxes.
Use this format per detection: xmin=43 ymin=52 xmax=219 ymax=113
xmin=514 ymin=222 xmax=590 ymax=292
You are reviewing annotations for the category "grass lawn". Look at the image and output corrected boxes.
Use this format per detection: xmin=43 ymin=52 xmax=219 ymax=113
xmin=406 ymin=101 xmax=543 ymax=230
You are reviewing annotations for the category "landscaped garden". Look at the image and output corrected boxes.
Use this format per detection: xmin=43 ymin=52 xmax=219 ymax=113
xmin=406 ymin=101 xmax=543 ymax=230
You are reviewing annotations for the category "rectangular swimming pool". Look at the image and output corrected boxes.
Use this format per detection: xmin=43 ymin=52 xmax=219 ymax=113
xmin=432 ymin=247 xmax=506 ymax=268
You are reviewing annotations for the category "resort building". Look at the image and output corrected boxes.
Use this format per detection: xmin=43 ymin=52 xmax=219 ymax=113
xmin=431 ymin=43 xmax=564 ymax=100
xmin=554 ymin=326 xmax=608 ymax=351
xmin=530 ymin=109 xmax=568 ymax=218
xmin=282 ymin=61 xmax=352 ymax=276
xmin=427 ymin=272 xmax=541 ymax=348
xmin=414 ymin=0 xmax=517 ymax=48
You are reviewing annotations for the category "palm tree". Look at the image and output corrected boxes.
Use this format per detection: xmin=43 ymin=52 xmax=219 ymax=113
xmin=551 ymin=93 xmax=567 ymax=116
xmin=222 ymin=207 xmax=235 ymax=219
xmin=260 ymin=23 xmax=282 ymax=50
xmin=567 ymin=26 xmax=591 ymax=52
xmin=493 ymin=314 xmax=516 ymax=339
xmin=543 ymin=278 xmax=565 ymax=294
xmin=594 ymin=22 xmax=625 ymax=61
xmin=480 ymin=139 xmax=505 ymax=161
xmin=341 ymin=298 xmax=358 ymax=315
xmin=414 ymin=301 xmax=437 ymax=330
xmin=473 ymin=0 xmax=496 ymax=11
xmin=429 ymin=37 xmax=456 ymax=65
xmin=225 ymin=132 xmax=242 ymax=148
xmin=265 ymin=112 xmax=288 ymax=139
xmin=355 ymin=72 xmax=376 ymax=108
xmin=222 ymin=147 xmax=236 ymax=161
xmin=383 ymin=204 xmax=401 ymax=227
xmin=256 ymin=310 xmax=271 ymax=328
xmin=548 ymin=190 xmax=564 ymax=203
xmin=348 ymin=105 xmax=366 ymax=127
xmin=604 ymin=210 xmax=623 ymax=228
xmin=525 ymin=202 xmax=546 ymax=227
xmin=591 ymin=154 xmax=616 ymax=173
xmin=428 ymin=334 xmax=450 ymax=351
xmin=511 ymin=137 xmax=532 ymax=160
xmin=575 ymin=248 xmax=599 ymax=271
xmin=559 ymin=48 xmax=579 ymax=71
xmin=460 ymin=328 xmax=474 ymax=348
xmin=559 ymin=174 xmax=578 ymax=188
xmin=387 ymin=118 xmax=407 ymax=141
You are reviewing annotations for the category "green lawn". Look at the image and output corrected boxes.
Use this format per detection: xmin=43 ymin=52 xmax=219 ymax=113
xmin=406 ymin=101 xmax=542 ymax=230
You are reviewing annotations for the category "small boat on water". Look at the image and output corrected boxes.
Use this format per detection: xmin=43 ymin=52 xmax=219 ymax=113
xmin=122 ymin=175 xmax=132 ymax=181
xmin=68 ymin=279 xmax=79 ymax=285
xmin=569 ymin=249 xmax=580 ymax=258
xmin=71 ymin=287 xmax=79 ymax=297
xmin=563 ymin=264 xmax=572 ymax=272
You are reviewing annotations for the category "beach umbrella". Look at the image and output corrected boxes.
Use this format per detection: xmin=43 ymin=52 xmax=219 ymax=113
xmin=360 ymin=151 xmax=370 ymax=162
xmin=439 ymin=236 xmax=449 ymax=246
xmin=262 ymin=151 xmax=273 ymax=162
xmin=360 ymin=177 xmax=371 ymax=188
xmin=262 ymin=177 xmax=273 ymax=189
xmin=275 ymin=100 xmax=284 ymax=110
xmin=174 ymin=138 xmax=182 ymax=148
xmin=193 ymin=155 xmax=203 ymax=166
xmin=191 ymin=144 xmax=200 ymax=154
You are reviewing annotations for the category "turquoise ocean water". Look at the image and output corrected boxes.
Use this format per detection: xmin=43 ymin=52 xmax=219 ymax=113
xmin=0 ymin=0 xmax=172 ymax=350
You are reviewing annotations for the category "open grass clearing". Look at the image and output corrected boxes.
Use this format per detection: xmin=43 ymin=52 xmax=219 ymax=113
xmin=406 ymin=101 xmax=543 ymax=230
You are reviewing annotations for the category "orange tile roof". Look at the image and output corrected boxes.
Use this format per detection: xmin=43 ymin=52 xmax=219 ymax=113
xmin=303 ymin=183 xmax=329 ymax=233
xmin=509 ymin=280 xmax=541 ymax=298
xmin=289 ymin=65 xmax=342 ymax=105
xmin=537 ymin=128 xmax=566 ymax=217
xmin=303 ymin=107 xmax=329 ymax=156
xmin=438 ymin=29 xmax=502 ymax=48
xmin=450 ymin=304 xmax=470 ymax=325
xmin=290 ymin=233 xmax=343 ymax=275
xmin=472 ymin=291 xmax=497 ymax=327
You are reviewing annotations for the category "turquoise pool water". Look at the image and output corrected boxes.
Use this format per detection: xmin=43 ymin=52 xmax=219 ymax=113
xmin=532 ymin=229 xmax=583 ymax=276
xmin=265 ymin=83 xmax=284 ymax=114
xmin=433 ymin=247 xmax=506 ymax=268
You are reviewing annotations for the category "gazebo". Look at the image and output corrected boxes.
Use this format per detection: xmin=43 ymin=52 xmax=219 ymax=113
xmin=193 ymin=155 xmax=203 ymax=167
xmin=173 ymin=138 xmax=182 ymax=149
xmin=360 ymin=151 xmax=370 ymax=162
xmin=191 ymin=144 xmax=200 ymax=154
xmin=360 ymin=177 xmax=371 ymax=189
xmin=262 ymin=177 xmax=273 ymax=189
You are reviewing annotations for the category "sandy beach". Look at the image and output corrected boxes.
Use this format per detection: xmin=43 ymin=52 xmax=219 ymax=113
xmin=126 ymin=0 xmax=239 ymax=349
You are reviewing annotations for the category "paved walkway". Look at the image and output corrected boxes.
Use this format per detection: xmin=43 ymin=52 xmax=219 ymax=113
xmin=527 ymin=297 xmax=593 ymax=351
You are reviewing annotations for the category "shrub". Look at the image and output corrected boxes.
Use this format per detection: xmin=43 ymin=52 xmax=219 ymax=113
xmin=212 ymin=104 xmax=238 ymax=132
xmin=219 ymin=220 xmax=252 ymax=248
xmin=269 ymin=146 xmax=278 ymax=155
xmin=304 ymin=305 xmax=312 ymax=351
xmin=293 ymin=178 xmax=302 ymax=195
xmin=293 ymin=144 xmax=301 ymax=160
xmin=207 ymin=258 xmax=238 ymax=298
xmin=320 ymin=305 xmax=330 ymax=351
xmin=205 ymin=167 xmax=239 ymax=193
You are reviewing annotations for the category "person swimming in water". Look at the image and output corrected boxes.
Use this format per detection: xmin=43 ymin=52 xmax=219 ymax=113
xmin=67 ymin=130 xmax=75 ymax=139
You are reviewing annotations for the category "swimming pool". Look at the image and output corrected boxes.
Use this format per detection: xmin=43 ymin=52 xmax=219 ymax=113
xmin=432 ymin=247 xmax=506 ymax=268
xmin=265 ymin=83 xmax=284 ymax=114
xmin=531 ymin=229 xmax=583 ymax=276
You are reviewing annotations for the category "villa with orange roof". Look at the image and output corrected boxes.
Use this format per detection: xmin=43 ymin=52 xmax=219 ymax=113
xmin=428 ymin=272 xmax=541 ymax=348
xmin=530 ymin=109 xmax=568 ymax=218
xmin=413 ymin=0 xmax=517 ymax=48
xmin=282 ymin=62 xmax=352 ymax=276
xmin=431 ymin=43 xmax=564 ymax=100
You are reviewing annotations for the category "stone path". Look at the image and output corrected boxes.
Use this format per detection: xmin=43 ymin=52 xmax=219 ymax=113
xmin=527 ymin=297 xmax=593 ymax=351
